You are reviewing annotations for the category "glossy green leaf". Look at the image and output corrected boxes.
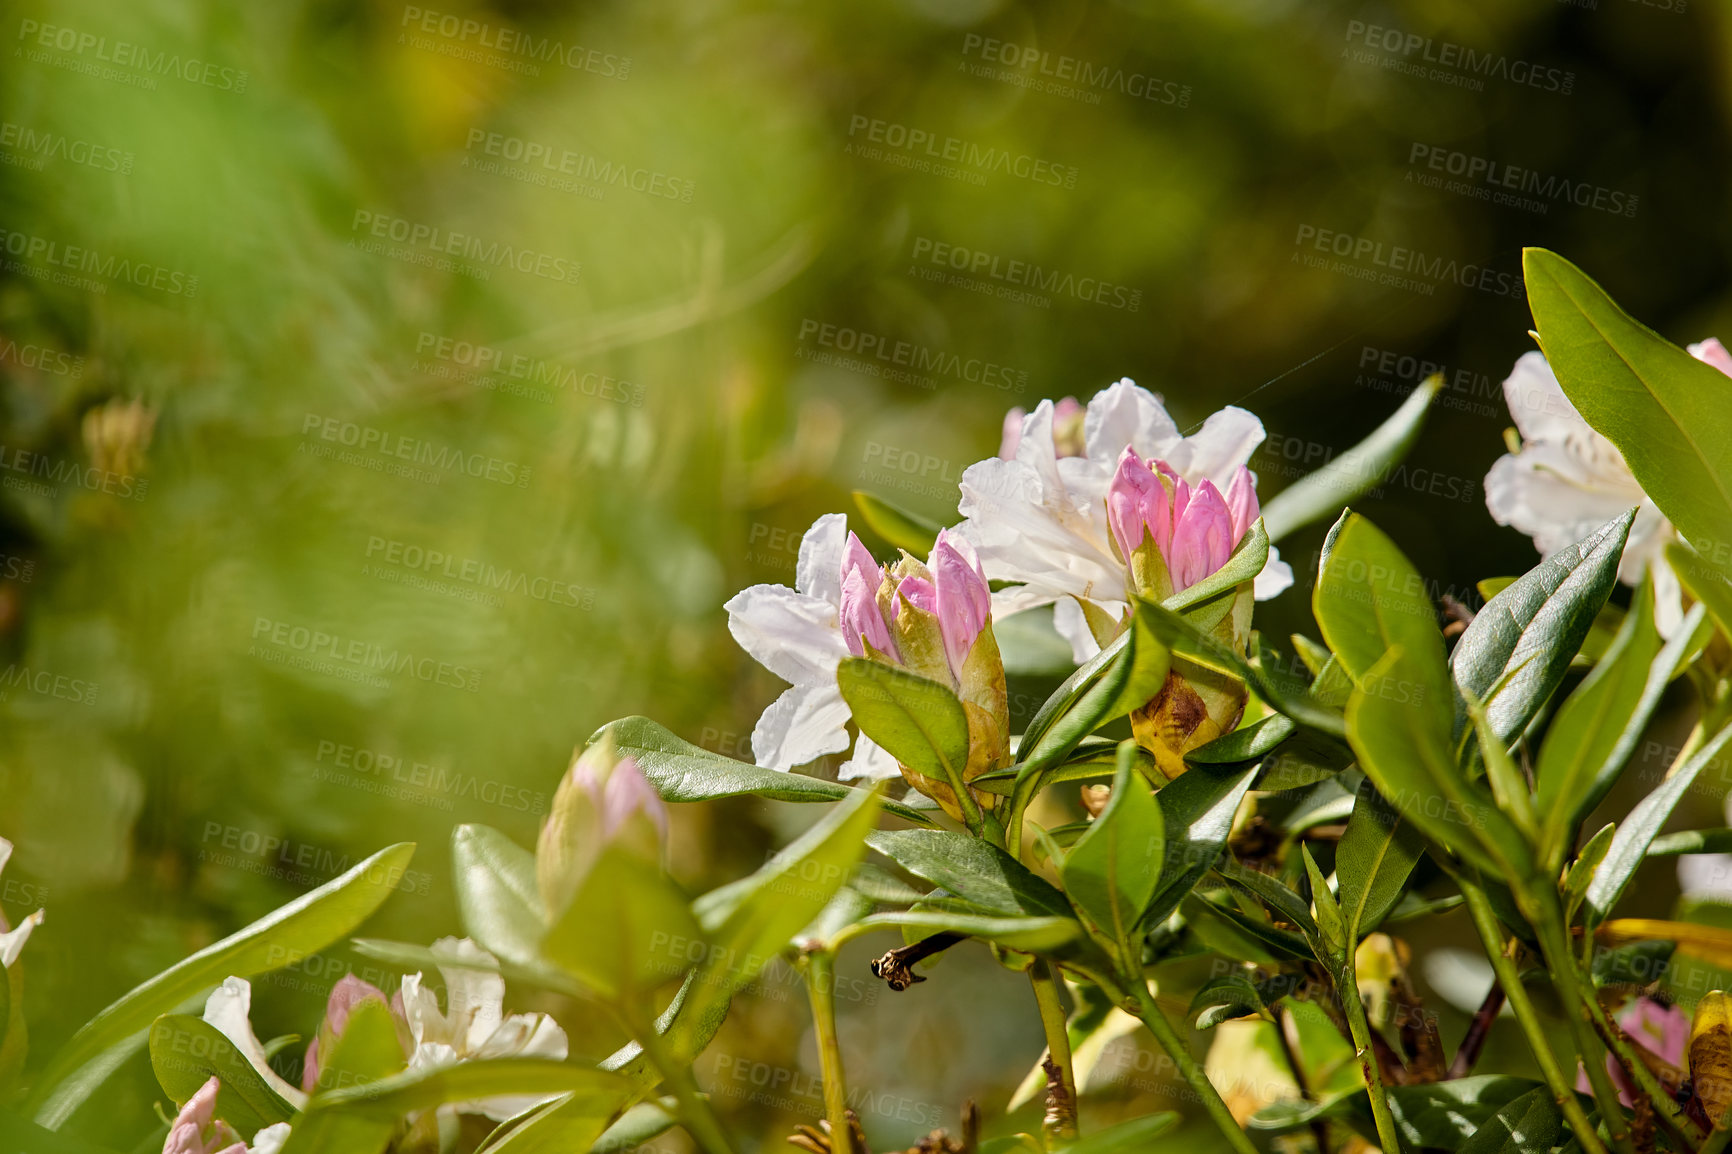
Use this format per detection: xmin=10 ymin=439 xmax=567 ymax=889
xmin=1262 ymin=375 xmax=1443 ymax=543
xmin=1535 ymin=576 xmax=1666 ymax=865
xmin=31 ymin=843 xmax=415 ymax=1128
xmin=451 ymin=825 xmax=552 ymax=977
xmin=542 ymin=844 xmax=704 ymax=1000
xmin=147 ymin=1015 xmax=297 ymax=1133
xmin=586 ymin=1098 xmax=677 ymax=1154
xmin=1217 ymin=860 xmax=1317 ymax=939
xmin=866 ymin=829 xmax=1070 ymax=917
xmin=1302 ymin=844 xmax=1346 ymax=957
xmin=1584 ymin=720 xmax=1732 ymax=926
xmin=1524 ymin=248 xmax=1732 ymax=560
xmin=593 ymin=716 xmax=934 ymax=824
xmin=1456 ymin=1086 xmax=1561 ymax=1154
xmin=837 ymin=659 xmax=970 ymax=796
xmin=1650 ymin=828 xmax=1732 ymax=856
xmin=841 ymin=911 xmax=1079 ymax=953
xmin=1312 ymin=513 xmax=1450 ymax=701
xmin=1346 ymin=649 xmax=1527 ymax=880
xmin=1337 ymin=778 xmax=1423 ymax=941
xmin=470 ymin=1078 xmax=637 ymax=1153
xmin=1450 ymin=510 xmax=1634 ymax=745
xmin=302 ymin=1059 xmax=633 ymax=1121
xmin=1188 ymin=972 xmax=1269 ymax=1029
xmin=852 ymin=489 xmax=942 ymax=557
xmin=1142 ymin=760 xmax=1261 ymax=927
xmin=674 ymin=784 xmax=881 ymax=1057
xmin=1186 ymin=713 xmax=1295 ymax=764
xmin=1564 ymin=823 xmax=1615 ymax=925
xmin=1061 ymin=742 xmax=1164 ymax=948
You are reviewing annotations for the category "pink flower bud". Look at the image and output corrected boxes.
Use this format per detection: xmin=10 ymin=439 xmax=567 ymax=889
xmin=1165 ymin=479 xmax=1235 ymax=592
xmin=1223 ymin=466 xmax=1259 ymax=543
xmin=931 ymin=530 xmax=991 ymax=679
xmin=162 ymin=1077 xmax=246 ymax=1154
xmin=1106 ymin=448 xmax=1171 ymax=562
xmin=301 ymin=974 xmax=391 ymax=1093
xmin=600 ymin=757 xmax=668 ymax=845
xmin=839 ymin=532 xmax=893 ymax=657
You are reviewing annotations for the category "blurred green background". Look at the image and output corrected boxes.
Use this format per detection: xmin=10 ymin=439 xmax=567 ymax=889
xmin=3 ymin=0 xmax=1732 ymax=1148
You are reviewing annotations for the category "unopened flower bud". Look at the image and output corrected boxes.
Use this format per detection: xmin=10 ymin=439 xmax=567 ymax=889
xmin=537 ymin=737 xmax=667 ymax=916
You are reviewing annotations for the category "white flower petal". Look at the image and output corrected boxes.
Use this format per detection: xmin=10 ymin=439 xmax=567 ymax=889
xmin=1083 ymin=379 xmax=1180 ymax=466
xmin=431 ymin=937 xmax=506 ymax=1054
xmin=725 ymin=584 xmax=849 ymax=687
xmin=1502 ymin=351 xmax=1594 ymax=445
xmin=1484 ymin=447 xmax=1642 ymax=558
xmin=1650 ymin=552 xmax=1685 ymax=640
xmin=1680 ymin=853 xmax=1732 ymax=902
xmin=249 ymin=1123 xmax=292 ymax=1154
xmin=202 ymin=978 xmax=310 ymax=1109
xmin=752 ymin=682 xmax=853 ymax=772
xmin=839 ymin=731 xmax=901 ymax=782
xmin=397 ymin=970 xmax=445 ymax=1049
xmin=1164 ymin=406 xmax=1266 ymax=486
xmin=795 ymin=513 xmax=849 ymax=607
xmin=1253 ymin=546 xmax=1294 ymax=601
xmin=0 ymin=908 xmax=42 ymax=968
xmin=958 ymin=456 xmax=1122 ymax=607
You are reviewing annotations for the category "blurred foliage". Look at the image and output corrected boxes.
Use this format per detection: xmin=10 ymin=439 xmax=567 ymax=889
xmin=0 ymin=0 xmax=1730 ymax=1146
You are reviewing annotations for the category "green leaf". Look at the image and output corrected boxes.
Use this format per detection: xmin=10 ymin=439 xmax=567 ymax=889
xmin=1057 ymin=1111 xmax=1179 ymax=1152
xmin=1187 ymin=713 xmax=1295 ymax=764
xmin=1450 ymin=510 xmax=1635 ymax=745
xmin=1013 ymin=609 xmax=1171 ymax=783
xmin=1669 ymin=539 xmax=1732 ymax=639
xmin=673 ymin=785 xmax=882 ymax=1057
xmin=1388 ymin=1078 xmax=1550 ymax=1148
xmin=1217 ymin=860 xmax=1317 ymax=939
xmin=1649 ymin=828 xmax=1732 ymax=856
xmin=1524 ymin=248 xmax=1732 ymax=559
xmin=1188 ymin=972 xmax=1269 ymax=1029
xmin=841 ymin=911 xmax=1079 ymax=953
xmin=837 ymin=659 xmax=971 ymax=798
xmin=31 ymin=843 xmax=415 ymax=1128
xmin=279 ymin=1000 xmax=410 ymax=1154
xmin=1061 ymin=742 xmax=1164 ymax=949
xmin=301 ymin=1058 xmax=633 ymax=1121
xmin=1312 ymin=513 xmax=1450 ymax=700
xmin=1164 ymin=519 xmax=1270 ymax=618
xmin=852 ymin=489 xmax=941 ymax=556
xmin=584 ymin=1098 xmax=677 ymax=1154
xmin=866 ymin=830 xmax=1070 ymax=918
xmin=1142 ymin=761 xmax=1261 ymax=928
xmin=1583 ymin=720 xmax=1732 ymax=925
xmin=1262 ymin=375 xmax=1443 ymax=543
xmin=1337 ymin=779 xmax=1424 ymax=942
xmin=1535 ymin=576 xmax=1667 ymax=866
xmin=1564 ymin=823 xmax=1615 ymax=925
xmin=593 ymin=716 xmax=935 ymax=825
xmin=471 ymin=1079 xmax=638 ymax=1153
xmin=1183 ymin=893 xmax=1313 ymax=961
xmin=451 ymin=825 xmax=556 ymax=979
xmin=1134 ymin=599 xmax=1345 ymax=738
xmin=1456 ymin=1086 xmax=1562 ymax=1154
xmin=1302 ymin=845 xmax=1346 ymax=958
xmin=1345 ymin=649 xmax=1528 ymax=880
xmin=147 ymin=1015 xmax=297 ymax=1133
xmin=542 ymin=845 xmax=704 ymax=1000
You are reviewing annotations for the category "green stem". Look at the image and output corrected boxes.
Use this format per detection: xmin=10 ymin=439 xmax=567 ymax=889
xmin=802 ymin=951 xmax=857 ymax=1154
xmin=1332 ymin=957 xmax=1405 ymax=1154
xmin=1703 ymin=1123 xmax=1732 ymax=1154
xmin=628 ymin=1010 xmax=738 ymax=1154
xmin=1577 ymin=976 xmax=1704 ymax=1150
xmin=1125 ymin=975 xmax=1258 ymax=1154
xmin=1457 ymin=877 xmax=1608 ymax=1154
xmin=1524 ymin=887 xmax=1635 ymax=1154
xmin=1029 ymin=960 xmax=1078 ymax=1143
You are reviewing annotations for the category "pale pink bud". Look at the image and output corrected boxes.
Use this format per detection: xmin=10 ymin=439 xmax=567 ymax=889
xmin=895 ymin=574 xmax=937 ymax=618
xmin=1106 ymin=448 xmax=1170 ymax=561
xmin=1165 ymin=480 xmax=1236 ymax=593
xmin=1223 ymin=466 xmax=1259 ymax=542
xmin=601 ymin=757 xmax=668 ymax=845
xmin=932 ymin=530 xmax=991 ymax=678
xmin=301 ymin=974 xmax=390 ymax=1093
xmin=1691 ymin=337 xmax=1732 ymax=379
xmin=162 ymin=1077 xmax=246 ymax=1154
xmin=998 ymin=407 xmax=1027 ymax=459
xmin=839 ymin=533 xmax=893 ymax=657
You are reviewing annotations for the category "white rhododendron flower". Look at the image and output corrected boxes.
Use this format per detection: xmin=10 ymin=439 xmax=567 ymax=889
xmin=0 ymin=838 xmax=44 ymax=968
xmin=724 ymin=512 xmax=901 ymax=781
xmin=398 ymin=936 xmax=569 ymax=1121
xmin=202 ymin=978 xmax=310 ymax=1110
xmin=957 ymin=379 xmax=1293 ymax=661
xmin=1485 ymin=339 xmax=1732 ymax=637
